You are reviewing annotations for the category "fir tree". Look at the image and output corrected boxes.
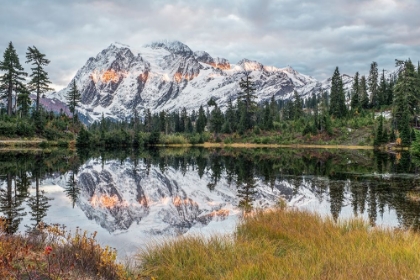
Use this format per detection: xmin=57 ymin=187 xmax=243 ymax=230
xmin=17 ymin=85 xmax=31 ymax=118
xmin=329 ymin=67 xmax=347 ymax=118
xmin=0 ymin=42 xmax=27 ymax=116
xmin=66 ymin=80 xmax=81 ymax=123
xmin=238 ymin=71 xmax=257 ymax=130
xmin=26 ymin=46 xmax=53 ymax=112
xmin=350 ymin=72 xmax=360 ymax=113
xmin=378 ymin=69 xmax=387 ymax=107
xmin=223 ymin=98 xmax=236 ymax=133
xmin=196 ymin=105 xmax=207 ymax=133
xmin=209 ymin=101 xmax=223 ymax=138
xmin=360 ymin=75 xmax=369 ymax=109
xmin=293 ymin=90 xmax=303 ymax=120
xmin=368 ymin=61 xmax=379 ymax=108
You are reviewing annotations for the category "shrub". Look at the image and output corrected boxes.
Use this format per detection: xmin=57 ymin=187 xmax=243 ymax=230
xmin=0 ymin=121 xmax=16 ymax=137
xmin=189 ymin=133 xmax=201 ymax=145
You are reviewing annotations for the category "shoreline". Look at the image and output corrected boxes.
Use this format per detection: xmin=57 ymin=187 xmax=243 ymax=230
xmin=0 ymin=139 xmax=410 ymax=151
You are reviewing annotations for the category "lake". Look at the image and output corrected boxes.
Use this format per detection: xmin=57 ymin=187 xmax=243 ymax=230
xmin=1 ymin=148 xmax=420 ymax=258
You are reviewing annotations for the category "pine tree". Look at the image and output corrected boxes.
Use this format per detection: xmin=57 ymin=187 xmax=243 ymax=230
xmin=66 ymin=80 xmax=81 ymax=123
xmin=350 ymin=72 xmax=360 ymax=113
xmin=368 ymin=61 xmax=379 ymax=108
xmin=0 ymin=42 xmax=27 ymax=116
xmin=26 ymin=46 xmax=53 ymax=112
xmin=329 ymin=67 xmax=347 ymax=118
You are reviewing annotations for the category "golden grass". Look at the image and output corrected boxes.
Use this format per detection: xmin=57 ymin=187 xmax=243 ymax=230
xmin=136 ymin=208 xmax=420 ymax=280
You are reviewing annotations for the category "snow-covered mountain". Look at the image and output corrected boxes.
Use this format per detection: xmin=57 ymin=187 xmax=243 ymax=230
xmin=49 ymin=40 xmax=339 ymax=123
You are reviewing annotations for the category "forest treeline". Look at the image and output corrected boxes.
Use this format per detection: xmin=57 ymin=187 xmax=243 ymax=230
xmin=78 ymin=59 xmax=420 ymax=148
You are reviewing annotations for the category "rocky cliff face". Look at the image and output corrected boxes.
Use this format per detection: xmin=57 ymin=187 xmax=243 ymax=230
xmin=49 ymin=40 xmax=362 ymax=123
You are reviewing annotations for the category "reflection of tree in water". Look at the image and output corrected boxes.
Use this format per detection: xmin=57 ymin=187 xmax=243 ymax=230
xmin=236 ymin=157 xmax=257 ymax=213
xmin=64 ymin=168 xmax=80 ymax=208
xmin=27 ymin=173 xmax=52 ymax=228
xmin=0 ymin=174 xmax=28 ymax=234
xmin=350 ymin=182 xmax=368 ymax=217
xmin=207 ymin=153 xmax=223 ymax=191
xmin=329 ymin=181 xmax=345 ymax=222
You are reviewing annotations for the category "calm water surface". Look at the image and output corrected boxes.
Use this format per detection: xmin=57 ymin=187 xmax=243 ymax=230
xmin=1 ymin=148 xmax=420 ymax=258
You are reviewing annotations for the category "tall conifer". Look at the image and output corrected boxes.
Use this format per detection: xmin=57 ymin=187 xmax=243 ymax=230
xmin=26 ymin=46 xmax=52 ymax=112
xmin=66 ymin=80 xmax=81 ymax=123
xmin=329 ymin=67 xmax=347 ymax=118
xmin=350 ymin=72 xmax=360 ymax=113
xmin=0 ymin=42 xmax=27 ymax=115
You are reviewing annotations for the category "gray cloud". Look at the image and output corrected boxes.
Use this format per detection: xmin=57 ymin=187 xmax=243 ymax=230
xmin=1 ymin=0 xmax=419 ymax=90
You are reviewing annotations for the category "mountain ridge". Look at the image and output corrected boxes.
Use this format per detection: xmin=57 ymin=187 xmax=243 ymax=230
xmin=48 ymin=40 xmax=383 ymax=123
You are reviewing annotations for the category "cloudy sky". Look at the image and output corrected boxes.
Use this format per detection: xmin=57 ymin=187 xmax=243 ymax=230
xmin=1 ymin=0 xmax=419 ymax=90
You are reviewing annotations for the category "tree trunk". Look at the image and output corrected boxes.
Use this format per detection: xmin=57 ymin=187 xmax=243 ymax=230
xmin=7 ymin=83 xmax=13 ymax=116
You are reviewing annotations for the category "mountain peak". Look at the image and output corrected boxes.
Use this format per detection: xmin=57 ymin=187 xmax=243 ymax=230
xmin=145 ymin=40 xmax=193 ymax=56
xmin=111 ymin=42 xmax=130 ymax=49
xmin=237 ymin=59 xmax=264 ymax=71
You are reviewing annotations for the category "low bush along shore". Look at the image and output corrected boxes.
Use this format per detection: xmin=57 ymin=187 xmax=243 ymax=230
xmin=3 ymin=207 xmax=420 ymax=279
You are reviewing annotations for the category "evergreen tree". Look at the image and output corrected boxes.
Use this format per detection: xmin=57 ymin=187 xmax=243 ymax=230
xmin=386 ymin=75 xmax=395 ymax=105
xmin=368 ymin=61 xmax=379 ymax=108
xmin=196 ymin=105 xmax=207 ymax=133
xmin=238 ymin=71 xmax=257 ymax=130
xmin=180 ymin=107 xmax=187 ymax=133
xmin=26 ymin=46 xmax=53 ymax=112
xmin=223 ymin=98 xmax=236 ymax=133
xmin=397 ymin=60 xmax=420 ymax=116
xmin=374 ymin=115 xmax=384 ymax=146
xmin=144 ymin=109 xmax=152 ymax=132
xmin=262 ymin=101 xmax=273 ymax=130
xmin=393 ymin=59 xmax=420 ymax=137
xmin=209 ymin=103 xmax=223 ymax=138
xmin=0 ymin=42 xmax=27 ymax=116
xmin=293 ymin=90 xmax=303 ymax=120
xmin=378 ymin=69 xmax=387 ymax=107
xmin=269 ymin=94 xmax=278 ymax=122
xmin=17 ymin=85 xmax=31 ymax=118
xmin=350 ymin=72 xmax=360 ymax=113
xmin=360 ymin=75 xmax=369 ymax=109
xmin=66 ymin=80 xmax=81 ymax=123
xmin=329 ymin=67 xmax=347 ymax=118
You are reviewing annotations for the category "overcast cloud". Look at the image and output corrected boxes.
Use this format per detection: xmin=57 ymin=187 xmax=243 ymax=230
xmin=1 ymin=0 xmax=419 ymax=90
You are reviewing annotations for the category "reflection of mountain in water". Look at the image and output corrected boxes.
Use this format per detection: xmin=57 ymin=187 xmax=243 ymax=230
xmin=71 ymin=158 xmax=283 ymax=233
xmin=3 ymin=148 xmax=420 ymax=240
